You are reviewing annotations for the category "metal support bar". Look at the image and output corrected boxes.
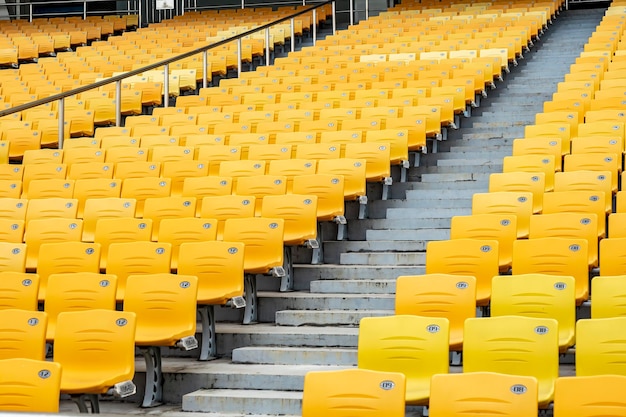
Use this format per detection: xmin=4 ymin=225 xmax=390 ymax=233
xmin=349 ymin=0 xmax=354 ymax=26
xmin=243 ymin=274 xmax=258 ymax=324
xmin=57 ymin=98 xmax=65 ymax=148
xmin=365 ymin=0 xmax=369 ymax=20
xmin=70 ymin=394 xmax=100 ymax=414
xmin=202 ymin=51 xmax=208 ymax=88
xmin=312 ymin=9 xmax=317 ymax=46
xmin=198 ymin=305 xmax=216 ymax=361
xmin=163 ymin=64 xmax=170 ymax=108
xmin=83 ymin=1 xmax=87 ymax=19
xmin=311 ymin=222 xmax=324 ymax=265
xmin=115 ymin=81 xmax=122 ymax=127
xmin=290 ymin=18 xmax=295 ymax=53
xmin=265 ymin=28 xmax=271 ymax=67
xmin=140 ymin=346 xmax=163 ymax=408
xmin=332 ymin=1 xmax=336 ymax=35
xmin=237 ymin=38 xmax=242 ymax=77
xmin=280 ymin=246 xmax=294 ymax=292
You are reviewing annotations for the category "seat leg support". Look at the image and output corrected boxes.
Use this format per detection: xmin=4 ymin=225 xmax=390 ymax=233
xmin=198 ymin=305 xmax=216 ymax=361
xmin=140 ymin=346 xmax=163 ymax=408
xmin=280 ymin=246 xmax=294 ymax=292
xmin=243 ymin=274 xmax=258 ymax=324
xmin=311 ymin=223 xmax=324 ymax=265
xmin=71 ymin=394 xmax=100 ymax=414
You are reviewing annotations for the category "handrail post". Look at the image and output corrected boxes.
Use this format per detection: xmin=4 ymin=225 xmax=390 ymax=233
xmin=265 ymin=28 xmax=271 ymax=67
xmin=138 ymin=0 xmax=143 ymax=28
xmin=332 ymin=1 xmax=336 ymax=35
xmin=365 ymin=0 xmax=369 ymax=20
xmin=164 ymin=63 xmax=170 ymax=108
xmin=29 ymin=3 xmax=32 ymax=22
xmin=312 ymin=9 xmax=317 ymax=46
xmin=58 ymin=98 xmax=65 ymax=149
xmin=202 ymin=50 xmax=209 ymax=88
xmin=290 ymin=18 xmax=295 ymax=53
xmin=115 ymin=80 xmax=122 ymax=127
xmin=237 ymin=38 xmax=242 ymax=77
xmin=83 ymin=1 xmax=87 ymax=19
xmin=349 ymin=0 xmax=354 ymax=26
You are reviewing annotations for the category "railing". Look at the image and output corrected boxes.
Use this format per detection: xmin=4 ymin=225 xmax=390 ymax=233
xmin=0 ymin=0 xmax=336 ymax=149
xmin=8 ymin=0 xmax=140 ymax=22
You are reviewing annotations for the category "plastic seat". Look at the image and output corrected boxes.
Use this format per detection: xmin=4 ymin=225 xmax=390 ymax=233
xmin=344 ymin=142 xmax=392 ymax=184
xmin=113 ymin=161 xmax=161 ymax=180
xmin=158 ymin=218 xmax=217 ymax=270
xmin=463 ymin=315 xmax=559 ymax=407
xmin=24 ymin=218 xmax=83 ymax=272
xmin=599 ymin=238 xmax=626 ymax=277
xmin=124 ymin=273 xmax=198 ymax=407
xmin=554 ymin=171 xmax=613 ymax=214
xmin=106 ymin=241 xmax=172 ymax=300
xmin=491 ymin=274 xmax=576 ymax=352
xmin=0 ymin=198 xmax=27 ymax=222
xmin=542 ymin=190 xmax=606 ymax=238
xmin=512 ymin=138 xmax=563 ymax=171
xmin=554 ymin=375 xmax=626 ymax=417
xmin=4 ymin=128 xmax=42 ymax=160
xmin=430 ymin=372 xmax=538 ymax=417
xmin=22 ymin=163 xmax=67 ymax=196
xmin=489 ymin=172 xmax=545 ymax=214
xmin=472 ymin=191 xmax=533 ymax=239
xmin=563 ymin=153 xmax=620 ymax=193
xmin=357 ymin=315 xmax=449 ymax=405
xmin=105 ymin=147 xmax=148 ymax=164
xmin=502 ymin=154 xmax=556 ymax=191
xmin=450 ymin=214 xmax=517 ymax=272
xmin=317 ymin=158 xmax=367 ymax=202
xmin=142 ymin=196 xmax=196 ymax=240
xmin=267 ymin=159 xmax=317 ymax=191
xmin=609 ymin=213 xmax=626 ymax=238
xmin=591 ymin=275 xmax=626 ymax=318
xmin=292 ymin=174 xmax=345 ymax=223
xmin=24 ymin=198 xmax=78 ymax=225
xmin=0 ymin=179 xmax=22 ymax=199
xmin=426 ymin=238 xmax=499 ymax=306
xmin=82 ymin=197 xmax=136 ymax=242
xmin=63 ymin=148 xmax=105 ymax=165
xmin=0 ymin=309 xmax=47 ymax=360
xmin=25 ymin=178 xmax=75 ymax=200
xmin=22 ymin=149 xmax=63 ymax=165
xmin=576 ymin=317 xmax=626 ymax=376
xmin=200 ymin=195 xmax=256 ymax=239
xmin=0 ymin=271 xmax=39 ymax=310
xmin=395 ymin=274 xmax=475 ymax=351
xmin=44 ymin=272 xmax=116 ymax=341
xmin=94 ymin=217 xmax=152 ymax=270
xmin=0 ymin=358 xmax=62 ymax=413
xmin=54 ymin=309 xmax=136 ymax=412
xmin=178 ymin=240 xmax=245 ymax=356
xmin=513 ymin=237 xmax=589 ymax=304
xmin=261 ymin=194 xmax=318 ymax=247
xmin=301 ymin=368 xmax=406 ymax=417
xmin=66 ymin=162 xmax=115 ymax=181
xmin=120 ymin=177 xmax=171 ymax=217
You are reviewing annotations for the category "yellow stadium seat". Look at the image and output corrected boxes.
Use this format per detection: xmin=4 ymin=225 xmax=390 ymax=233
xmin=563 ymin=153 xmax=620 ymax=192
xmin=425 ymin=238 xmax=499 ymax=306
xmin=120 ymin=177 xmax=171 ymax=217
xmin=0 ymin=309 xmax=47 ymax=360
xmin=25 ymin=178 xmax=75 ymax=199
xmin=554 ymin=171 xmax=613 ymax=214
xmin=0 ymin=271 xmax=39 ymax=310
xmin=472 ymin=191 xmax=533 ymax=238
xmin=24 ymin=218 xmax=82 ymax=272
xmin=554 ymin=375 xmax=626 ymax=417
xmin=591 ymin=275 xmax=626 ymax=318
xmin=395 ymin=274 xmax=475 ymax=351
xmin=22 ymin=149 xmax=63 ymax=165
xmin=81 ymin=197 xmax=136 ymax=242
xmin=489 ymin=172 xmax=545 ymax=214
xmin=609 ymin=213 xmax=626 ymax=238
xmin=234 ymin=175 xmax=287 ymax=216
xmin=124 ymin=273 xmax=198 ymax=407
xmin=44 ymin=272 xmax=116 ymax=341
xmin=576 ymin=317 xmax=626 ymax=376
xmin=430 ymin=372 xmax=538 ymax=417
xmin=0 ymin=358 xmax=61 ymax=413
xmin=463 ymin=315 xmax=559 ymax=407
xmin=113 ymin=161 xmax=160 ymax=180
xmin=22 ymin=163 xmax=67 ymax=196
xmin=542 ymin=190 xmax=606 ymax=238
xmin=512 ymin=137 xmax=563 ymax=171
xmin=599 ymin=238 xmax=626 ymax=277
xmin=301 ymin=368 xmax=406 ymax=417
xmin=261 ymin=194 xmax=318 ymax=247
xmin=502 ymin=154 xmax=556 ymax=191
xmin=0 ymin=179 xmax=22 ymax=199
xmin=491 ymin=274 xmax=576 ymax=352
xmin=54 ymin=309 xmax=136 ymax=413
xmin=142 ymin=196 xmax=196 ymax=240
xmin=357 ymin=315 xmax=449 ymax=405
xmin=24 ymin=197 xmax=78 ymax=224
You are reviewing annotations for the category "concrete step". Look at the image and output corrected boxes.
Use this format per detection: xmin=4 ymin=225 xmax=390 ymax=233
xmin=419 ymin=172 xmax=491 ymax=182
xmin=421 ymin=150 xmax=512 ymax=160
xmin=310 ymin=279 xmax=396 ymax=294
xmin=404 ymin=189 xmax=479 ymax=200
xmin=346 ymin=218 xmax=451 ymax=239
xmin=369 ymin=198 xmax=472 ymax=210
xmin=217 ymin=323 xmax=360 ymax=352
xmin=396 ymin=180 xmax=489 ymax=191
xmin=275 ymin=309 xmax=392 ymax=326
xmin=384 ymin=207 xmax=471 ymax=220
xmin=232 ymin=346 xmax=358 ymax=366
xmin=325 ymin=239 xmax=429 ymax=253
xmin=339 ymin=251 xmax=425 ymax=265
xmin=417 ymin=164 xmax=502 ymax=174
xmin=294 ymin=264 xmax=426 ymax=280
xmin=365 ymin=229 xmax=449 ymax=241
xmin=183 ymin=389 xmax=303 ymax=415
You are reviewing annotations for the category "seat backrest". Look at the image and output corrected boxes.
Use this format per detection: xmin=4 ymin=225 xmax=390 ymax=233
xmin=222 ymin=217 xmax=284 ymax=275
xmin=0 ymin=358 xmax=61 ymax=413
xmin=53 ymin=309 xmax=136 ymax=393
xmin=0 ymin=271 xmax=39 ymax=310
xmin=120 ymin=177 xmax=171 ymax=216
xmin=316 ymin=158 xmax=367 ymax=200
xmin=45 ymin=272 xmax=116 ymax=341
xmin=301 ymin=368 xmax=406 ymax=417
xmin=463 ymin=315 xmax=559 ymax=407
xmin=24 ymin=197 xmax=78 ymax=224
xmin=512 ymin=137 xmax=563 ymax=170
xmin=94 ymin=217 xmax=152 ymax=269
xmin=554 ymin=170 xmax=613 ymax=214
xmin=491 ymin=274 xmax=576 ymax=351
xmin=37 ymin=242 xmax=101 ymax=297
xmin=0 ymin=309 xmax=47 ymax=360
xmin=563 ymin=153 xmax=620 ymax=192
xmin=142 ymin=196 xmax=196 ymax=240
xmin=158 ymin=217 xmax=217 ymax=270
xmin=124 ymin=273 xmax=197 ymax=346
xmin=472 ymin=191 xmax=533 ymax=238
xmin=25 ymin=178 xmax=75 ymax=199
xmin=235 ymin=175 xmax=288 ymax=216
xmin=357 ymin=315 xmax=449 ymax=405
xmin=82 ymin=197 xmax=136 ymax=242
xmin=426 ymin=238 xmax=499 ymax=306
xmin=450 ymin=213 xmax=517 ymax=272
xmin=554 ymin=375 xmax=626 ymax=417
xmin=261 ymin=194 xmax=318 ymax=246
xmin=599 ymin=237 xmax=626 ymax=277
xmin=395 ymin=274 xmax=475 ymax=351
xmin=106 ymin=241 xmax=172 ymax=300
xmin=24 ymin=218 xmax=83 ymax=271
xmin=291 ymin=174 xmax=345 ymax=221
xmin=113 ymin=161 xmax=160 ymax=180
xmin=0 ymin=218 xmax=25 ymax=243
xmin=576 ymin=317 xmax=626 ymax=376
xmin=590 ymin=275 xmax=626 ymax=318
xmin=502 ymin=154 xmax=556 ymax=191
xmin=542 ymin=190 xmax=606 ymax=237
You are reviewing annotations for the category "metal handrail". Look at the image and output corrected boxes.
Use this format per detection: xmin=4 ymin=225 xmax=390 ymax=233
xmin=0 ymin=0 xmax=335 ymax=148
xmin=10 ymin=0 xmax=139 ymax=22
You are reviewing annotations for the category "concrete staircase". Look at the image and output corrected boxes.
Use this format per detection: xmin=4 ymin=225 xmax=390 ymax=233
xmin=128 ymin=7 xmax=606 ymax=417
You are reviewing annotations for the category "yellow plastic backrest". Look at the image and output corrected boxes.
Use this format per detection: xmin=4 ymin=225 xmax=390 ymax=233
xmin=0 ymin=309 xmax=47 ymax=360
xmin=0 ymin=358 xmax=61 ymax=412
xmin=576 ymin=317 xmax=626 ymax=376
xmin=554 ymin=171 xmax=613 ymax=214
xmin=222 ymin=217 xmax=284 ymax=274
xmin=502 ymin=154 xmax=556 ymax=191
xmin=0 ymin=271 xmax=39 ymax=310
xmin=426 ymin=238 xmax=499 ymax=306
xmin=450 ymin=213 xmax=517 ymax=271
xmin=563 ymin=153 xmax=620 ymax=192
xmin=316 ymin=158 xmax=367 ymax=200
xmin=301 ymin=368 xmax=406 ymax=417
xmin=54 ymin=309 xmax=136 ymax=394
xmin=472 ymin=191 xmax=533 ymax=238
xmin=542 ymin=190 xmax=606 ymax=237
xmin=142 ymin=196 xmax=197 ymax=240
xmin=430 ymin=372 xmax=538 ymax=417
xmin=37 ymin=242 xmax=101 ymax=298
xmin=291 ymin=174 xmax=345 ymax=221
xmin=600 ymin=238 xmax=626 ymax=276
xmin=489 ymin=171 xmax=546 ymax=213
xmin=261 ymin=194 xmax=318 ymax=246
xmin=124 ymin=273 xmax=197 ymax=346
xmin=158 ymin=218 xmax=218 ymax=270
xmin=357 ymin=315 xmax=449 ymax=405
xmin=491 ymin=274 xmax=576 ymax=351
xmin=395 ymin=274 xmax=475 ymax=351
xmin=554 ymin=375 xmax=626 ymax=417
xmin=463 ymin=315 xmax=559 ymax=407
xmin=591 ymin=275 xmax=626 ymax=318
